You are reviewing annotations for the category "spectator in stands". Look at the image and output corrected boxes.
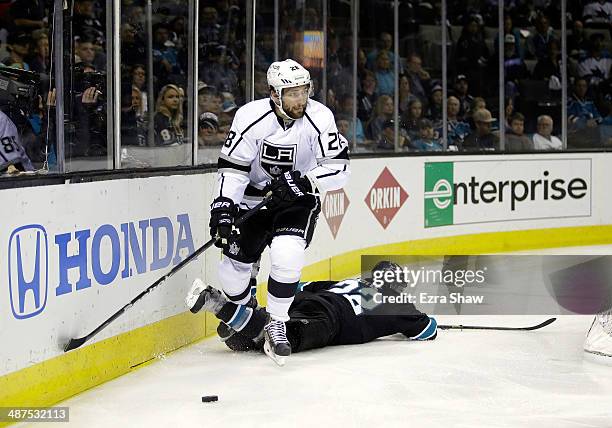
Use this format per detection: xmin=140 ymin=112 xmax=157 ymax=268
xmin=10 ymin=0 xmax=46 ymax=32
xmin=131 ymin=64 xmax=148 ymax=115
xmin=405 ymin=53 xmax=431 ymax=103
xmin=568 ymin=77 xmax=603 ymax=147
xmin=121 ymin=84 xmax=145 ymax=147
xmin=3 ymin=31 xmax=31 ymax=70
xmin=28 ymin=30 xmax=49 ymax=75
xmin=152 ymin=22 xmax=182 ymax=86
xmin=569 ymin=78 xmax=603 ymax=128
xmin=125 ymin=4 xmax=146 ymax=33
xmin=198 ymin=83 xmax=223 ymax=116
xmin=577 ymin=33 xmax=611 ymax=88
xmin=399 ymin=74 xmax=418 ymax=114
xmin=443 ymin=96 xmax=471 ymax=150
xmin=463 ymin=108 xmax=499 ymax=151
xmin=401 ymin=99 xmax=424 ymax=141
xmin=377 ymin=119 xmax=408 ymax=151
xmin=254 ymin=70 xmax=270 ymax=99
xmin=327 ymin=36 xmax=353 ymax=97
xmin=582 ymin=0 xmax=612 ymax=25
xmin=533 ymin=115 xmax=562 ymax=150
xmin=325 ymin=88 xmax=338 ymax=113
xmin=337 ymin=94 xmax=366 ymax=147
xmin=373 ymin=51 xmax=394 ymax=97
xmin=505 ymin=112 xmax=534 ymax=152
xmin=357 ymin=48 xmax=368 ymax=83
xmin=451 ymin=75 xmax=474 ymax=120
xmin=568 ymin=20 xmax=589 ymax=60
xmin=533 ymin=39 xmax=562 ymax=82
xmin=201 ymin=44 xmax=239 ymax=94
xmin=170 ymin=16 xmax=186 ymax=51
xmin=154 ymin=84 xmax=185 ymax=146
xmin=454 ymin=16 xmax=489 ymax=94
xmin=495 ymin=15 xmax=524 ymax=59
xmin=504 ymin=34 xmax=530 ymax=85
xmin=426 ymin=84 xmax=443 ymax=127
xmin=526 ymin=14 xmax=558 ymax=61
xmin=466 ymin=97 xmax=486 ymax=129
xmin=73 ymin=0 xmax=104 ymax=45
xmin=357 ymin=70 xmax=377 ymax=123
xmin=200 ymin=6 xmax=222 ymax=44
xmin=75 ymin=34 xmax=103 ymax=70
xmin=600 ymin=97 xmax=612 ymax=146
xmin=121 ymin=23 xmax=146 ymax=68
xmin=411 ymin=118 xmax=443 ymax=152
xmin=336 ymin=114 xmax=366 ymax=151
xmin=366 ymin=32 xmax=394 ymax=69
xmin=366 ymin=94 xmax=393 ymax=141
xmin=198 ymin=112 xmax=223 ymax=147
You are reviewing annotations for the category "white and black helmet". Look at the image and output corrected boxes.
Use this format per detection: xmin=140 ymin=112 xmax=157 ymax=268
xmin=266 ymin=59 xmax=312 ymax=119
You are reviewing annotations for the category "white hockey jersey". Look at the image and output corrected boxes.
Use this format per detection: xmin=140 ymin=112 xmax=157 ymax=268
xmin=216 ymin=98 xmax=350 ymax=208
xmin=0 ymin=110 xmax=33 ymax=172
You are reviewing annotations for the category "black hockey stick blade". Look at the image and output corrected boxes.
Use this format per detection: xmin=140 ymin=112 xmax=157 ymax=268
xmin=64 ymin=199 xmax=271 ymax=352
xmin=64 ymin=237 xmax=217 ymax=352
xmin=438 ymin=317 xmax=556 ymax=331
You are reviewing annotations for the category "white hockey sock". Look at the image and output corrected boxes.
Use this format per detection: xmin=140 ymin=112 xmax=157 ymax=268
xmin=218 ymin=257 xmax=253 ymax=305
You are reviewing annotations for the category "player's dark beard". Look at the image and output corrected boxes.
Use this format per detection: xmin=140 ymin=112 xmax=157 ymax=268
xmin=287 ymin=105 xmax=306 ymax=119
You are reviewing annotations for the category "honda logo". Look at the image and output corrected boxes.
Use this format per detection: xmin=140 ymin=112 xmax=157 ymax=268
xmin=8 ymin=225 xmax=49 ymax=319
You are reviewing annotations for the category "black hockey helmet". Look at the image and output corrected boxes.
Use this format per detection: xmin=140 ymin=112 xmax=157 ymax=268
xmin=364 ymin=260 xmax=405 ymax=293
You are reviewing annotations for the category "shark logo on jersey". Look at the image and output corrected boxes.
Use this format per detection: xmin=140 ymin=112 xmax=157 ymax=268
xmin=260 ymin=140 xmax=296 ymax=179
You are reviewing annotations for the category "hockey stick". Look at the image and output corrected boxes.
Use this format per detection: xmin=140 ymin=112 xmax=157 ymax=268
xmin=438 ymin=317 xmax=556 ymax=331
xmin=63 ymin=196 xmax=271 ymax=352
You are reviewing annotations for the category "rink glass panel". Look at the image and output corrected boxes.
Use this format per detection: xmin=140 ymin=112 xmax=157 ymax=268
xmin=2 ymin=0 xmax=611 ymax=179
xmin=62 ymin=0 xmax=113 ymax=172
xmin=196 ymin=0 xmax=247 ymax=166
xmin=118 ymin=1 xmax=194 ymax=168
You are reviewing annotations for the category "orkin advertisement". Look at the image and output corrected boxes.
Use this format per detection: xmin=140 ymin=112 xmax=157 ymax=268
xmin=424 ymin=158 xmax=592 ymax=227
xmin=323 ymin=189 xmax=350 ymax=239
xmin=365 ymin=167 xmax=409 ymax=229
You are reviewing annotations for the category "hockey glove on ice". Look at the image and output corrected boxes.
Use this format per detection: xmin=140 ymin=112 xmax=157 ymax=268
xmin=210 ymin=196 xmax=238 ymax=247
xmin=264 ymin=171 xmax=313 ymax=210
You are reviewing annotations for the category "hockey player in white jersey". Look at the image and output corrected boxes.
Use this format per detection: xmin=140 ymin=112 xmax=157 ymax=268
xmin=206 ymin=58 xmax=350 ymax=365
xmin=0 ymin=109 xmax=34 ymax=174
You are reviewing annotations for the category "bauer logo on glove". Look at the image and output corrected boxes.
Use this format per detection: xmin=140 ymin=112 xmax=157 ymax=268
xmin=263 ymin=170 xmax=314 ymax=210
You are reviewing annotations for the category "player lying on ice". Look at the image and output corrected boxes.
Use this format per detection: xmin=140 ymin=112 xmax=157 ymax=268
xmin=185 ymin=261 xmax=437 ymax=366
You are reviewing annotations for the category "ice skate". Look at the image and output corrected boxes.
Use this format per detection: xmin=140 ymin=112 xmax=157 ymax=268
xmin=263 ymin=318 xmax=291 ymax=366
xmin=185 ymin=279 xmax=226 ymax=314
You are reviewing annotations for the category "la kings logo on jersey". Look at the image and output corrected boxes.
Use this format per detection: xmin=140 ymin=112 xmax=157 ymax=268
xmin=260 ymin=140 xmax=296 ymax=179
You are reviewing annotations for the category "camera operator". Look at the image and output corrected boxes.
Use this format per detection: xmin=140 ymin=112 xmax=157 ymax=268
xmin=72 ymin=62 xmax=107 ymax=156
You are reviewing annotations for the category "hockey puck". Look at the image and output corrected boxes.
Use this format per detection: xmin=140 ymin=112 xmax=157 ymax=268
xmin=201 ymin=395 xmax=219 ymax=403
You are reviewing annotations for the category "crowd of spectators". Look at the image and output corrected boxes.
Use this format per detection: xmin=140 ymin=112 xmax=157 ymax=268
xmin=324 ymin=0 xmax=611 ymax=152
xmin=0 ymin=0 xmax=609 ymax=170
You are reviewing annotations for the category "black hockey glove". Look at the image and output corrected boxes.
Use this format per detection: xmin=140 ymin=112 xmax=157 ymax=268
xmin=210 ymin=196 xmax=238 ymax=247
xmin=264 ymin=171 xmax=313 ymax=210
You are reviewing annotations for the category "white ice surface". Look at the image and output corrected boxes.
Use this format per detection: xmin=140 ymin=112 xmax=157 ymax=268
xmin=20 ymin=315 xmax=612 ymax=428
xmin=18 ymin=246 xmax=612 ymax=428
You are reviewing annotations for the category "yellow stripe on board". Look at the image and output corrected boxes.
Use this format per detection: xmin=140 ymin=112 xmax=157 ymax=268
xmin=3 ymin=224 xmax=612 ymax=426
xmin=0 ymin=310 xmax=208 ymax=427
xmin=303 ymin=225 xmax=612 ymax=282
